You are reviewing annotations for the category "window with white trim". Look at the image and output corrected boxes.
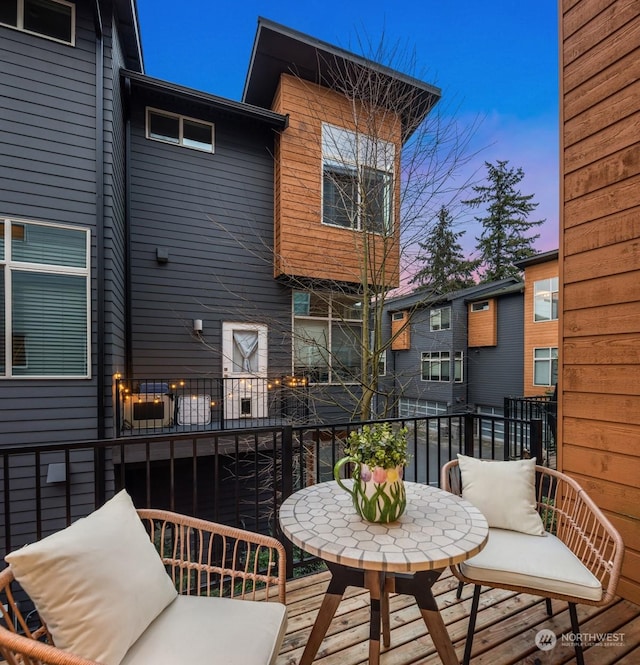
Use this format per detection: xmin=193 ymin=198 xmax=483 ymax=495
xmin=146 ymin=108 xmax=214 ymax=153
xmin=534 ymin=347 xmax=558 ymax=386
xmin=293 ymin=291 xmax=362 ymax=384
xmin=0 ymin=219 xmax=90 ymax=377
xmin=378 ymin=350 xmax=387 ymax=377
xmin=430 ymin=307 xmax=451 ymax=331
xmin=454 ymin=351 xmax=463 ymax=382
xmin=321 ymin=124 xmax=394 ymax=234
xmin=534 ymin=277 xmax=558 ymax=321
xmin=0 ymin=0 xmax=75 ymax=45
xmin=421 ymin=351 xmax=450 ymax=382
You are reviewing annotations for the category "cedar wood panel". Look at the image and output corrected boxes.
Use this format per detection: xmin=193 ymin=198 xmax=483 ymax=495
xmin=522 ymin=260 xmax=559 ymax=396
xmin=467 ymin=299 xmax=497 ymax=347
xmin=560 ymin=0 xmax=640 ymax=603
xmin=272 ymin=75 xmax=401 ymax=286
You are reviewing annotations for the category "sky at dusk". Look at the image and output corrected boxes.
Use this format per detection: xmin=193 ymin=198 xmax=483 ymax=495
xmin=135 ymin=0 xmax=560 ymax=260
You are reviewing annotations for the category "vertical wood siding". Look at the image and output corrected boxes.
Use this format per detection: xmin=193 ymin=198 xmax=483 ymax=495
xmin=560 ymin=0 xmax=640 ymax=604
xmin=467 ymin=299 xmax=497 ymax=348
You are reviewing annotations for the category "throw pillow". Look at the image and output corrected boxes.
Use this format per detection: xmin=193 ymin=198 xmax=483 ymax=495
xmin=6 ymin=490 xmax=177 ymax=665
xmin=457 ymin=454 xmax=545 ymax=536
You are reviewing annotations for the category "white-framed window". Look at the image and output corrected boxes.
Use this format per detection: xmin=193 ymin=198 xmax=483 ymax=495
xmin=0 ymin=0 xmax=75 ymax=45
xmin=321 ymin=123 xmax=394 ymax=235
xmin=471 ymin=301 xmax=489 ymax=312
xmin=146 ymin=108 xmax=215 ymax=153
xmin=534 ymin=277 xmax=559 ymax=322
xmin=430 ymin=307 xmax=451 ymax=331
xmin=534 ymin=347 xmax=558 ymax=386
xmin=293 ymin=291 xmax=362 ymax=384
xmin=0 ymin=218 xmax=90 ymax=378
xmin=454 ymin=351 xmax=463 ymax=383
xmin=421 ymin=351 xmax=450 ymax=382
xmin=378 ymin=350 xmax=387 ymax=377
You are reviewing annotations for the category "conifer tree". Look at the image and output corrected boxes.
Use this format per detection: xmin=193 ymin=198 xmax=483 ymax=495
xmin=465 ymin=160 xmax=544 ymax=282
xmin=410 ymin=206 xmax=477 ymax=292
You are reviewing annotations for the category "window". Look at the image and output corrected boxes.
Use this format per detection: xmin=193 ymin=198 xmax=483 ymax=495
xmin=471 ymin=301 xmax=489 ymax=312
xmin=378 ymin=350 xmax=387 ymax=377
xmin=421 ymin=351 xmax=450 ymax=382
xmin=430 ymin=307 xmax=451 ymax=331
xmin=293 ymin=291 xmax=362 ymax=384
xmin=534 ymin=347 xmax=558 ymax=386
xmin=454 ymin=351 xmax=463 ymax=382
xmin=146 ymin=108 xmax=214 ymax=153
xmin=0 ymin=219 xmax=90 ymax=378
xmin=322 ymin=124 xmax=394 ymax=234
xmin=0 ymin=0 xmax=74 ymax=45
xmin=534 ymin=277 xmax=559 ymax=322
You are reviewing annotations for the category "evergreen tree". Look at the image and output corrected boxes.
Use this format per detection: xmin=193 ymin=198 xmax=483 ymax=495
xmin=465 ymin=160 xmax=544 ymax=282
xmin=410 ymin=206 xmax=478 ymax=293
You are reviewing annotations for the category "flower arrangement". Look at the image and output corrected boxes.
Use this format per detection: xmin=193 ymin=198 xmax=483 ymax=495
xmin=344 ymin=422 xmax=409 ymax=483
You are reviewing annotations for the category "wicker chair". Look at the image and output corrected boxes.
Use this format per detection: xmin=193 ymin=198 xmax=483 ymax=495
xmin=441 ymin=460 xmax=624 ymax=665
xmin=0 ymin=508 xmax=287 ymax=665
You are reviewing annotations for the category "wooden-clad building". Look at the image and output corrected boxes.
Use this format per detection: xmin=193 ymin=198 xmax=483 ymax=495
xmin=560 ymin=0 xmax=640 ymax=604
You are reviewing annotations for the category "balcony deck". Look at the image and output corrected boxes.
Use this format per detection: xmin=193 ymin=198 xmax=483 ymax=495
xmin=277 ymin=569 xmax=640 ymax=664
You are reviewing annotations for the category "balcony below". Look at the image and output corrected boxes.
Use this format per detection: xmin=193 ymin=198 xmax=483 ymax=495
xmin=278 ymin=569 xmax=640 ymax=664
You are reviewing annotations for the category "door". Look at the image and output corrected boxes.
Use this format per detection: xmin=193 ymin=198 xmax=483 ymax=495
xmin=221 ymin=322 xmax=268 ymax=419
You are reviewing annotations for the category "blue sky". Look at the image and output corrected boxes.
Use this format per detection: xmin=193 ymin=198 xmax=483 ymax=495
xmin=135 ymin=0 xmax=559 ymax=254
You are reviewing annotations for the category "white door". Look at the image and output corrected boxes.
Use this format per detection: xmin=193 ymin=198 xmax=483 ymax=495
xmin=221 ymin=322 xmax=268 ymax=419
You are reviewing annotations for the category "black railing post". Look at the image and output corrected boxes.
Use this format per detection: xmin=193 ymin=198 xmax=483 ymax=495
xmin=280 ymin=425 xmax=295 ymax=579
xmin=219 ymin=378 xmax=225 ymax=430
xmin=503 ymin=396 xmax=511 ymax=460
xmin=463 ymin=412 xmax=475 ymax=457
xmin=530 ymin=418 xmax=543 ymax=465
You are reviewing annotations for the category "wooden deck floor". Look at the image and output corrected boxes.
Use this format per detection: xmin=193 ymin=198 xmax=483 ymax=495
xmin=276 ymin=569 xmax=640 ymax=665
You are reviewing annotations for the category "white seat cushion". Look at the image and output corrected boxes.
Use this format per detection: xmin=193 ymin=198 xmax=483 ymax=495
xmin=5 ymin=491 xmax=177 ymax=665
xmin=121 ymin=594 xmax=288 ymax=665
xmin=459 ymin=528 xmax=603 ymax=602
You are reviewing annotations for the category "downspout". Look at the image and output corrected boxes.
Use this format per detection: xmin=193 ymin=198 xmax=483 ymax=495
xmin=93 ymin=1 xmax=105 ymax=440
xmin=124 ymin=76 xmax=133 ymax=382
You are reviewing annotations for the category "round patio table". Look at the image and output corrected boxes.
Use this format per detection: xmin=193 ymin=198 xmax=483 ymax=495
xmin=279 ymin=480 xmax=488 ymax=665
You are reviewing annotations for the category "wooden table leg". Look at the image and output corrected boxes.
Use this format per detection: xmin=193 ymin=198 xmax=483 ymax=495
xmin=364 ymin=570 xmax=385 ymax=664
xmin=393 ymin=569 xmax=459 ymax=665
xmin=299 ymin=562 xmax=365 ymax=665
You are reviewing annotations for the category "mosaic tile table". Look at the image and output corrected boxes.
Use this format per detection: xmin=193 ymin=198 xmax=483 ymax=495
xmin=279 ymin=480 xmax=488 ymax=665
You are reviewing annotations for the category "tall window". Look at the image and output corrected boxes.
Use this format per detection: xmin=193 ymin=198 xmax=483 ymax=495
xmin=0 ymin=219 xmax=90 ymax=377
xmin=430 ymin=307 xmax=451 ymax=331
xmin=454 ymin=351 xmax=464 ymax=383
xmin=146 ymin=108 xmax=214 ymax=153
xmin=421 ymin=351 xmax=450 ymax=382
xmin=0 ymin=0 xmax=75 ymax=45
xmin=534 ymin=347 xmax=558 ymax=386
xmin=322 ymin=124 xmax=394 ymax=235
xmin=534 ymin=277 xmax=559 ymax=321
xmin=293 ymin=291 xmax=362 ymax=384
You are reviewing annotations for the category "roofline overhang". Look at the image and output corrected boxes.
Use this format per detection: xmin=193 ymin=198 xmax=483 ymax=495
xmin=242 ymin=17 xmax=441 ymax=141
xmin=113 ymin=0 xmax=144 ymax=72
xmin=122 ymin=70 xmax=289 ymax=129
xmin=513 ymin=249 xmax=559 ymax=269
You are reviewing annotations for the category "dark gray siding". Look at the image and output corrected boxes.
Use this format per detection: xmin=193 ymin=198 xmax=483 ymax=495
xmin=102 ymin=14 xmax=128 ymax=435
xmin=0 ymin=4 xmax=100 ymax=444
xmin=128 ymin=95 xmax=291 ymax=379
xmin=467 ymin=292 xmax=524 ymax=409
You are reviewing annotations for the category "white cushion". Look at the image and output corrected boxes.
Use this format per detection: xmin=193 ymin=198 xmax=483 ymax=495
xmin=460 ymin=528 xmax=603 ymax=602
xmin=5 ymin=490 xmax=177 ymax=665
xmin=121 ymin=594 xmax=288 ymax=665
xmin=457 ymin=454 xmax=545 ymax=535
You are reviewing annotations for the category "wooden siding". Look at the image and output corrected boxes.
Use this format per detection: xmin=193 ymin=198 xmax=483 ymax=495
xmin=391 ymin=311 xmax=410 ymax=350
xmin=467 ymin=299 xmax=497 ymax=348
xmin=272 ymin=74 xmax=401 ymax=287
xmin=522 ymin=260 xmax=559 ymax=396
xmin=560 ymin=0 xmax=640 ymax=604
xmin=0 ymin=4 xmax=100 ymax=444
